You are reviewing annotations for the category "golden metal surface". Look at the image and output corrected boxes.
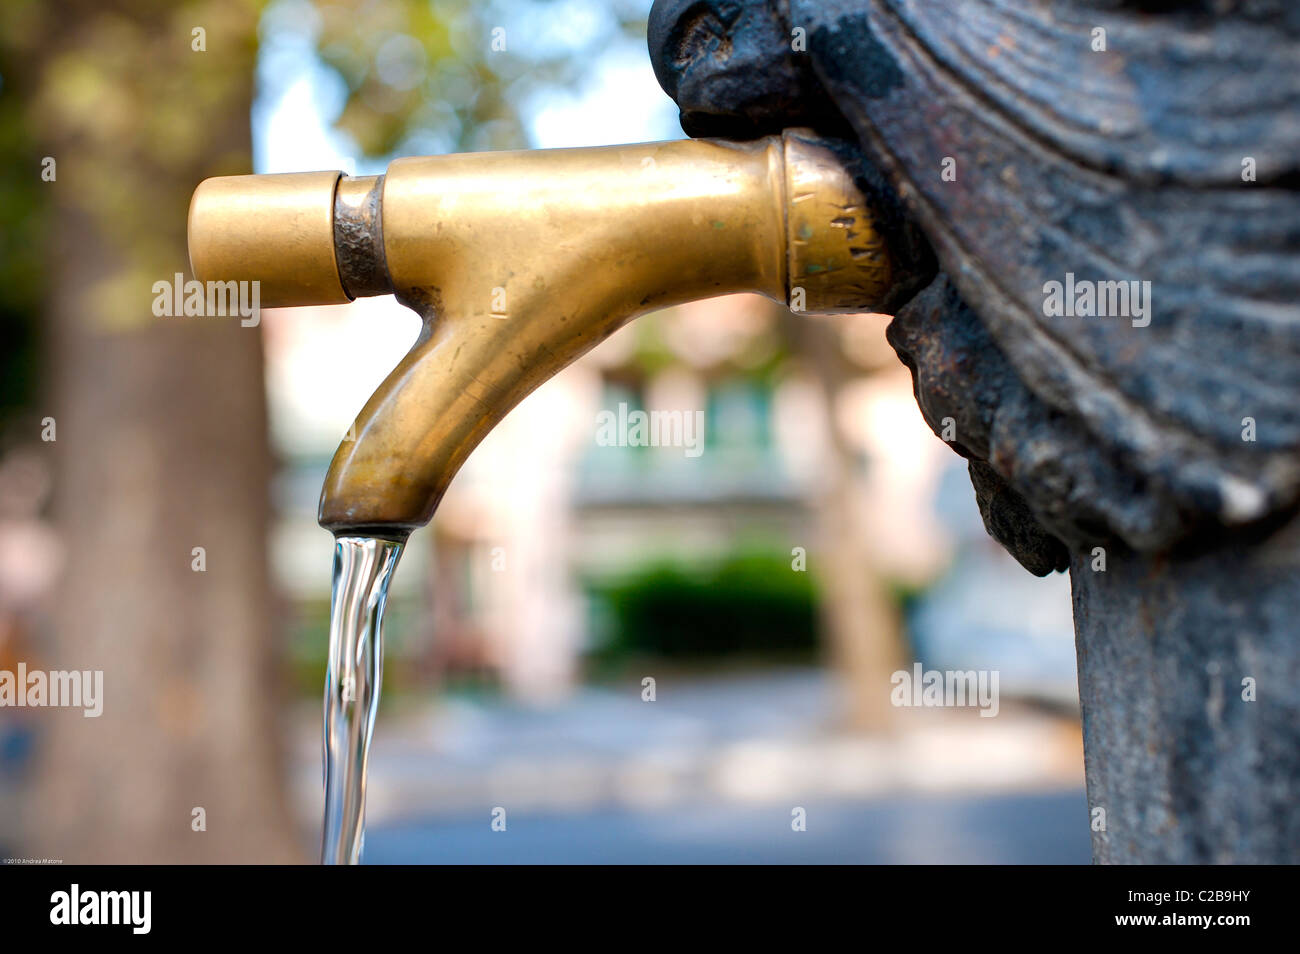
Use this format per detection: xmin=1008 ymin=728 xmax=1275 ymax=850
xmin=188 ymin=170 xmax=349 ymax=306
xmin=187 ymin=131 xmax=896 ymax=534
xmin=333 ymin=174 xmax=380 ymax=213
xmin=782 ymin=129 xmax=894 ymax=313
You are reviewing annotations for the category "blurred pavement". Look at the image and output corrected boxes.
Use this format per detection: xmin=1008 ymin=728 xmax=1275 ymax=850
xmin=292 ymin=667 xmax=1089 ymax=863
xmin=363 ymin=789 xmax=1090 ymax=864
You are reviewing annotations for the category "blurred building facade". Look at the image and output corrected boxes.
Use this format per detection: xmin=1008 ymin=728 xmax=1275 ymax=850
xmin=262 ymin=288 xmax=1069 ymax=714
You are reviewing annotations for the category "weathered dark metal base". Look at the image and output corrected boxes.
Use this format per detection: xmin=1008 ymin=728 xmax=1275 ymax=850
xmin=1072 ymin=515 xmax=1300 ymax=864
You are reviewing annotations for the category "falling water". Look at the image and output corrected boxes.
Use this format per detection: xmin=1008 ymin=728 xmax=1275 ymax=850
xmin=321 ymin=535 xmax=404 ymax=865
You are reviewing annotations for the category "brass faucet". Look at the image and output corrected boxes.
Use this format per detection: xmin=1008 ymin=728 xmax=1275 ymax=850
xmin=188 ymin=129 xmax=894 ymax=537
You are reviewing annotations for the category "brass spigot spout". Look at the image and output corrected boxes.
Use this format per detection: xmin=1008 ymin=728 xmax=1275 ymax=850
xmin=188 ymin=129 xmax=894 ymax=535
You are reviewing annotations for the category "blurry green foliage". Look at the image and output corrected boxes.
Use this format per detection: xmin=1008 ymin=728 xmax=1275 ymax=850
xmin=0 ymin=65 xmax=44 ymax=423
xmin=299 ymin=0 xmax=649 ymax=157
xmin=0 ymin=0 xmax=267 ymax=388
xmin=588 ymin=549 xmax=821 ymax=660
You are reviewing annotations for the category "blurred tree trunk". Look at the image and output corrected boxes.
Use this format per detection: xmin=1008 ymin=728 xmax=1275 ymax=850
xmin=801 ymin=316 xmax=905 ymax=731
xmin=3 ymin=0 xmax=301 ymax=861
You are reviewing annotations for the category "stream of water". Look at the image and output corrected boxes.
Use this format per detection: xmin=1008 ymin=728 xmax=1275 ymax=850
xmin=320 ymin=535 xmax=404 ymax=865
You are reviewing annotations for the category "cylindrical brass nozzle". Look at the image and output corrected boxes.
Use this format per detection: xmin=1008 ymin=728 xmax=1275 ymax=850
xmin=187 ymin=131 xmax=896 ymax=535
xmin=188 ymin=170 xmax=349 ymax=307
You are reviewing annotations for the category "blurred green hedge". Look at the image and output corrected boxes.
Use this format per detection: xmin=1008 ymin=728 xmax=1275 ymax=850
xmin=588 ymin=550 xmax=820 ymax=659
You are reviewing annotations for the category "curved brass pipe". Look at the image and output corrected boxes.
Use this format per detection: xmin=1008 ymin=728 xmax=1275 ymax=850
xmin=188 ymin=129 xmax=893 ymax=536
